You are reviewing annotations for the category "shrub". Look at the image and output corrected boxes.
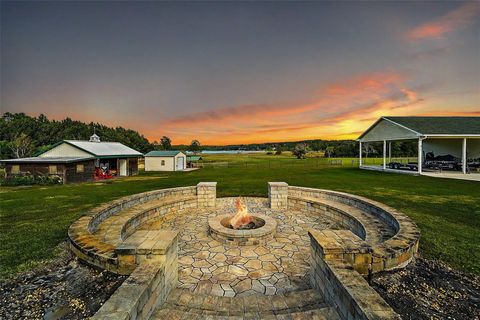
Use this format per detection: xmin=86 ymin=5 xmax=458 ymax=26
xmin=0 ymin=173 xmax=63 ymax=186
xmin=292 ymin=143 xmax=308 ymax=159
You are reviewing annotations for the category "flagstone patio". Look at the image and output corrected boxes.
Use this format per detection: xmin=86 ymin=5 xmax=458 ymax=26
xmin=138 ymin=197 xmax=340 ymax=297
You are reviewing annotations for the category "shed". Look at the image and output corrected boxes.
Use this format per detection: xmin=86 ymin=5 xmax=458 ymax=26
xmin=144 ymin=151 xmax=186 ymax=171
xmin=357 ymin=116 xmax=480 ymax=175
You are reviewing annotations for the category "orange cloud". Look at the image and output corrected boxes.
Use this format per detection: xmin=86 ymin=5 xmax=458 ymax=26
xmin=149 ymin=71 xmax=430 ymax=145
xmin=406 ymin=2 xmax=480 ymax=41
xmin=160 ymin=71 xmax=404 ymax=130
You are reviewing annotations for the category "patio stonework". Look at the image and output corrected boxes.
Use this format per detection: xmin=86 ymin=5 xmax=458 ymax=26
xmin=69 ymin=182 xmax=419 ymax=319
xmin=142 ymin=197 xmax=338 ymax=296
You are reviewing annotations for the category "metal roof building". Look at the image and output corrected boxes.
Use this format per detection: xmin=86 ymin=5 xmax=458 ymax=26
xmin=40 ymin=140 xmax=143 ymax=158
xmin=1 ymin=134 xmax=143 ymax=183
xmin=357 ymin=116 xmax=480 ymax=177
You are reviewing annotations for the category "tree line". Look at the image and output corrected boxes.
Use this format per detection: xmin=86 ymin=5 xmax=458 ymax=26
xmin=0 ymin=112 xmax=417 ymax=159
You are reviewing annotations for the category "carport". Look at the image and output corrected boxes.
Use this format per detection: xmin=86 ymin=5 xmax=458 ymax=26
xmin=357 ymin=117 xmax=480 ymax=177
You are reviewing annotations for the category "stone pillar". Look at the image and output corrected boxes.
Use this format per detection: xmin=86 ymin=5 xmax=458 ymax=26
xmin=197 ymin=182 xmax=217 ymax=208
xmin=268 ymin=182 xmax=288 ymax=210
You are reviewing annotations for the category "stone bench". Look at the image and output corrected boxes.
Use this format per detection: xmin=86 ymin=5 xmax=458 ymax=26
xmin=95 ymin=196 xmax=197 ymax=246
xmin=288 ymin=196 xmax=395 ymax=245
xmin=287 ymin=186 xmax=420 ymax=274
xmin=68 ymin=184 xmax=214 ymax=275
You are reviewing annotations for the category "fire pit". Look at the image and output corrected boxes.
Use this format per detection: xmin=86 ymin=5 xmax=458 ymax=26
xmin=208 ymin=198 xmax=277 ymax=246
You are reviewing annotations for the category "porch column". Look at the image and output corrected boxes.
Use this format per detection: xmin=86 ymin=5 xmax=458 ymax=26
xmin=359 ymin=141 xmax=363 ymax=167
xmin=462 ymin=138 xmax=467 ymax=174
xmin=388 ymin=142 xmax=392 ymax=162
xmin=383 ymin=140 xmax=387 ymax=170
xmin=418 ymin=138 xmax=423 ymax=174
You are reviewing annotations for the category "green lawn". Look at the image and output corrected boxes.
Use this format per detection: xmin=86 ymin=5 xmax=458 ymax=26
xmin=1 ymin=154 xmax=478 ymax=278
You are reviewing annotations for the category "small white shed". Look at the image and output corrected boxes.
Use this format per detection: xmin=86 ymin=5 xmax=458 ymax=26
xmin=144 ymin=151 xmax=186 ymax=171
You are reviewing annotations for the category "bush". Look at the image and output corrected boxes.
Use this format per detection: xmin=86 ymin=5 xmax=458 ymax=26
xmin=292 ymin=143 xmax=308 ymax=159
xmin=0 ymin=173 xmax=63 ymax=186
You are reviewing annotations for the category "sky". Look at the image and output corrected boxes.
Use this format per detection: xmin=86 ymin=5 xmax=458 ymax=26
xmin=1 ymin=1 xmax=479 ymax=145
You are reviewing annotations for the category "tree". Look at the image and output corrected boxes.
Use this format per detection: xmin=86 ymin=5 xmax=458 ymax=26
xmin=275 ymin=145 xmax=283 ymax=155
xmin=160 ymin=136 xmax=172 ymax=150
xmin=362 ymin=143 xmax=378 ymax=158
xmin=292 ymin=143 xmax=308 ymax=159
xmin=188 ymin=140 xmax=201 ymax=155
xmin=325 ymin=146 xmax=335 ymax=158
xmin=9 ymin=133 xmax=34 ymax=158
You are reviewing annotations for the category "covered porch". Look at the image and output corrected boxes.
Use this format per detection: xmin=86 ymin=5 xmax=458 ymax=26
xmin=357 ymin=117 xmax=480 ymax=180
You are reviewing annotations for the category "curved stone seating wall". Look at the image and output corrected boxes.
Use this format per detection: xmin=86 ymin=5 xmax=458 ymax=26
xmin=287 ymin=186 xmax=420 ymax=273
xmin=120 ymin=195 xmax=197 ymax=241
xmin=288 ymin=197 xmax=367 ymax=240
xmin=88 ymin=186 xmax=197 ymax=233
xmin=68 ymin=185 xmax=206 ymax=274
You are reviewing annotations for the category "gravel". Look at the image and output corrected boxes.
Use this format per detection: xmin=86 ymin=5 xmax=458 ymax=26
xmin=0 ymin=242 xmax=126 ymax=320
xmin=372 ymin=256 xmax=480 ymax=320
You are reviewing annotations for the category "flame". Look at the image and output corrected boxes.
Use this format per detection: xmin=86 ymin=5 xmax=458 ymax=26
xmin=230 ymin=197 xmax=253 ymax=229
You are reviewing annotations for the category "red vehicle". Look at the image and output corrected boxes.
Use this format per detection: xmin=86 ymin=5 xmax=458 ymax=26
xmin=94 ymin=167 xmax=113 ymax=180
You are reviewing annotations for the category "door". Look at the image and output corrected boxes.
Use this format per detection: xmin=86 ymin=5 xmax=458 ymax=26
xmin=177 ymin=157 xmax=184 ymax=171
xmin=119 ymin=159 xmax=127 ymax=176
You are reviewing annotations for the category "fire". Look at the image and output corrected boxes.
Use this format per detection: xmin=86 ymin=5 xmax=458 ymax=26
xmin=229 ymin=197 xmax=253 ymax=229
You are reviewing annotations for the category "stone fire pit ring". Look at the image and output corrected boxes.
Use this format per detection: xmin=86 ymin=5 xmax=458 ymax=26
xmin=208 ymin=213 xmax=277 ymax=246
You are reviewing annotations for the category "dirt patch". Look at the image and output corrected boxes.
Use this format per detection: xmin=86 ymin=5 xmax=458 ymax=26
xmin=372 ymin=257 xmax=480 ymax=320
xmin=0 ymin=242 xmax=126 ymax=320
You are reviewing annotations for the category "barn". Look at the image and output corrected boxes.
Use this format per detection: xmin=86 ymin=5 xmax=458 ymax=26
xmin=144 ymin=151 xmax=186 ymax=171
xmin=1 ymin=134 xmax=143 ymax=183
xmin=357 ymin=116 xmax=480 ymax=179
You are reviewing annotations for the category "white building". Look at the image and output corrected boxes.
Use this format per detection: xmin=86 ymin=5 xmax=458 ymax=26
xmin=144 ymin=151 xmax=186 ymax=171
xmin=38 ymin=135 xmax=143 ymax=177
xmin=357 ymin=116 xmax=480 ymax=177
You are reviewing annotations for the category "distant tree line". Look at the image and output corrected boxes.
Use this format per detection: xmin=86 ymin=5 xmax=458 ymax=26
xmin=0 ymin=112 xmax=418 ymax=159
xmin=0 ymin=112 xmax=153 ymax=159
xmin=178 ymin=140 xmax=418 ymax=158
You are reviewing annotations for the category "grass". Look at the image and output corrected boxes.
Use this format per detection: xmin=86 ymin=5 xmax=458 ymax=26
xmin=1 ymin=154 xmax=478 ymax=278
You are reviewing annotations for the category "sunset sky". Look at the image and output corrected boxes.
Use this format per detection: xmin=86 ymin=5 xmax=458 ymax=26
xmin=1 ymin=1 xmax=479 ymax=145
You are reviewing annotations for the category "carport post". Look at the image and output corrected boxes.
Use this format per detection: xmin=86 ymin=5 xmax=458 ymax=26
xmin=388 ymin=142 xmax=392 ymax=162
xmin=418 ymin=138 xmax=423 ymax=174
xmin=462 ymin=138 xmax=467 ymax=174
xmin=383 ymin=140 xmax=387 ymax=170
xmin=359 ymin=141 xmax=362 ymax=167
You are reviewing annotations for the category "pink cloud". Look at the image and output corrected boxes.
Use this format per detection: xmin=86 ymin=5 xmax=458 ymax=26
xmin=150 ymin=70 xmax=430 ymax=144
xmin=406 ymin=2 xmax=480 ymax=41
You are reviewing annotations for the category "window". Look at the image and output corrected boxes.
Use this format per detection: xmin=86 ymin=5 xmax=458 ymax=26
xmin=76 ymin=164 xmax=84 ymax=173
xmin=49 ymin=165 xmax=57 ymax=174
xmin=11 ymin=165 xmax=20 ymax=174
xmin=161 ymin=160 xmax=165 ymax=166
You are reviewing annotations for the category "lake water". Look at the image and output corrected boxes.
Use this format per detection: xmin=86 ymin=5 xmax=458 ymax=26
xmin=187 ymin=150 xmax=266 ymax=154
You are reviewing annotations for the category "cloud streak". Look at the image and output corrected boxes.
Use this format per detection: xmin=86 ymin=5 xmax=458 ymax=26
xmin=154 ymin=71 xmax=429 ymax=144
xmin=406 ymin=2 xmax=480 ymax=41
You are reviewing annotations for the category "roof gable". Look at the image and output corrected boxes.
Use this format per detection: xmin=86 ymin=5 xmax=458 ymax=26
xmin=39 ymin=140 xmax=143 ymax=158
xmin=384 ymin=117 xmax=480 ymax=135
xmin=145 ymin=150 xmax=184 ymax=157
xmin=359 ymin=116 xmax=480 ymax=141
xmin=358 ymin=118 xmax=419 ymax=142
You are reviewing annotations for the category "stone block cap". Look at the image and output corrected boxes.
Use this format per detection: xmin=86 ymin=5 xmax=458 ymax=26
xmin=197 ymin=182 xmax=217 ymax=187
xmin=268 ymin=182 xmax=288 ymax=187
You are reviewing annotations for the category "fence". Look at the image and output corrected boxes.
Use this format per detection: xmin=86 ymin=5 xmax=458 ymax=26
xmin=189 ymin=157 xmax=418 ymax=169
